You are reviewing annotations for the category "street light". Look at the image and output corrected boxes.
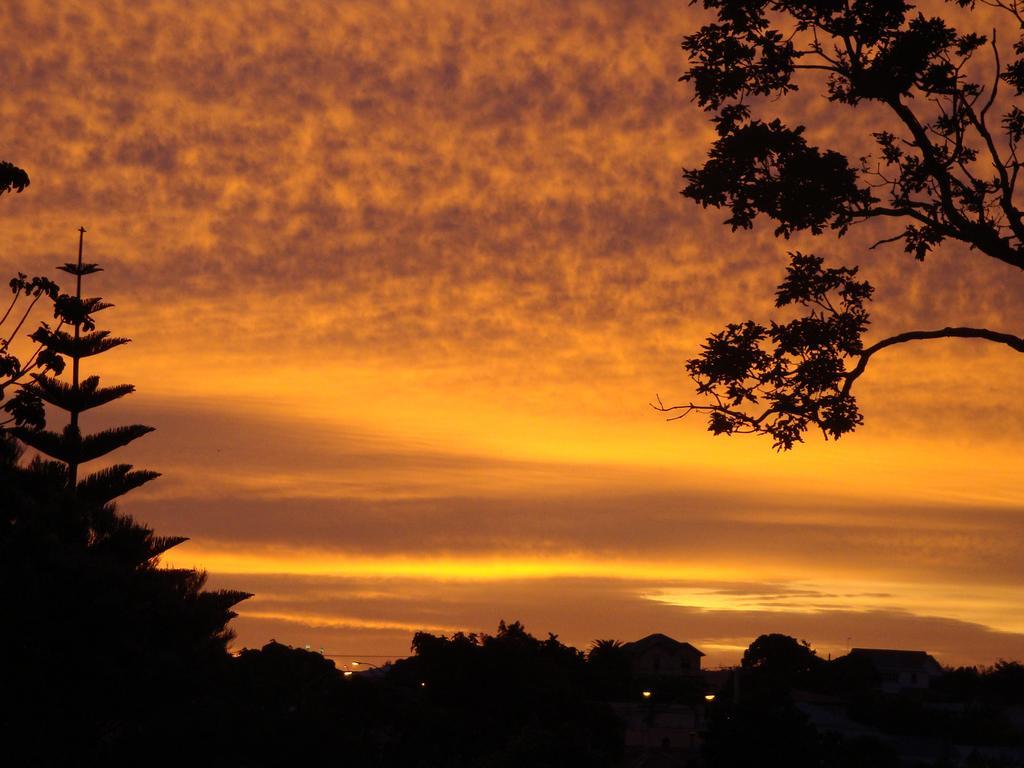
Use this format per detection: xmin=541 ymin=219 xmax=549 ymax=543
xmin=704 ymin=694 xmax=716 ymax=702
xmin=641 ymin=690 xmax=652 ymax=699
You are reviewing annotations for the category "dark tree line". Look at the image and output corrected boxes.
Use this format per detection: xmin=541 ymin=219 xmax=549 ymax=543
xmin=663 ymin=0 xmax=1024 ymax=449
xmin=0 ymin=159 xmax=630 ymax=766
xmin=706 ymin=633 xmax=1024 ymax=767
xmin=0 ymin=163 xmax=250 ymax=765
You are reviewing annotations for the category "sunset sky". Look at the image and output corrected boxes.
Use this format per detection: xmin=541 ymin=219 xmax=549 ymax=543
xmin=2 ymin=0 xmax=1022 ymax=668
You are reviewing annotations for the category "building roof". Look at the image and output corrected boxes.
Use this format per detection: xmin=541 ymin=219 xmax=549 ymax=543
xmin=847 ymin=648 xmax=942 ymax=672
xmin=621 ymin=633 xmax=705 ymax=657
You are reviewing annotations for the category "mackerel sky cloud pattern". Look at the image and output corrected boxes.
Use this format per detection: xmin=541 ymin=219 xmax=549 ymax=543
xmin=1 ymin=0 xmax=1022 ymax=665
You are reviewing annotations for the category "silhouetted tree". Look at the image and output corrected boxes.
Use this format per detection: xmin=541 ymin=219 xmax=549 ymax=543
xmin=0 ymin=159 xmax=49 ymax=425
xmin=936 ymin=660 xmax=1024 ymax=708
xmin=1 ymin=278 xmax=63 ymax=430
xmin=742 ymin=632 xmax=824 ymax=685
xmin=0 ymin=230 xmax=250 ymax=765
xmin=0 ymin=159 xmax=29 ymax=196
xmin=704 ymin=663 xmax=821 ymax=767
xmin=704 ymin=635 xmax=891 ymax=766
xmin=586 ymin=638 xmax=632 ymax=700
xmin=390 ymin=621 xmax=623 ymax=766
xmin=664 ymin=1 xmax=1024 ymax=448
xmin=11 ymin=230 xmax=160 ymax=491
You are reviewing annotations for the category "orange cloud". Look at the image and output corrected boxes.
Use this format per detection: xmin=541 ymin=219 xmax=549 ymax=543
xmin=1 ymin=0 xmax=1021 ymax=665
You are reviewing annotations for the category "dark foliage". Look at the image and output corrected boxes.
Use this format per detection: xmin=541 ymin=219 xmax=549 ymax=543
xmin=705 ymin=636 xmax=829 ymax=767
xmin=742 ymin=632 xmax=824 ymax=680
xmin=389 ymin=621 xmax=624 ymax=767
xmin=669 ymin=0 xmax=1024 ymax=447
xmin=150 ymin=626 xmax=630 ymax=767
xmin=681 ymin=252 xmax=873 ymax=448
xmin=587 ymin=638 xmax=633 ymax=700
xmin=681 ymin=0 xmax=1024 ymax=266
xmin=1 ymin=273 xmax=62 ymax=429
xmin=0 ymin=230 xmax=249 ymax=766
xmin=685 ymin=110 xmax=870 ymax=237
xmin=706 ymin=635 xmax=1024 ymax=766
xmin=0 ymin=159 xmax=29 ymax=196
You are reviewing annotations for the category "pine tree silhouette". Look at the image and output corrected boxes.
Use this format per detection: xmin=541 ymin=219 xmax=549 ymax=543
xmin=13 ymin=228 xmax=160 ymax=496
xmin=1 ymin=230 xmax=251 ymax=764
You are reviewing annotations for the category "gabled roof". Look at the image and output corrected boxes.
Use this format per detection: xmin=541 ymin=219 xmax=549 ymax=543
xmin=848 ymin=648 xmax=942 ymax=672
xmin=621 ymin=633 xmax=705 ymax=657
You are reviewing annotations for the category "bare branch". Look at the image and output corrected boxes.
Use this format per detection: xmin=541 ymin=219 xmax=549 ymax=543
xmin=1 ymin=292 xmax=43 ymax=350
xmin=0 ymin=292 xmax=20 ymax=328
xmin=841 ymin=326 xmax=1024 ymax=397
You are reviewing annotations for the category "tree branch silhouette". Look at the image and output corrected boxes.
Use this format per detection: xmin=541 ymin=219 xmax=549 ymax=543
xmin=683 ymin=4 xmax=1024 ymax=265
xmin=655 ymin=253 xmax=1024 ymax=450
xmin=842 ymin=326 xmax=1024 ymax=395
xmin=674 ymin=1 xmax=1024 ymax=447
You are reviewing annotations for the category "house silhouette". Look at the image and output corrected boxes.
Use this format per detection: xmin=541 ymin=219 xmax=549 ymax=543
xmin=621 ymin=633 xmax=704 ymax=677
xmin=847 ymin=648 xmax=943 ymax=693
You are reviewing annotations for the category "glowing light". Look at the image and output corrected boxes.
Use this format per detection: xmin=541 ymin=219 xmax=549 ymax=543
xmin=166 ymin=545 xmax=771 ymax=583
